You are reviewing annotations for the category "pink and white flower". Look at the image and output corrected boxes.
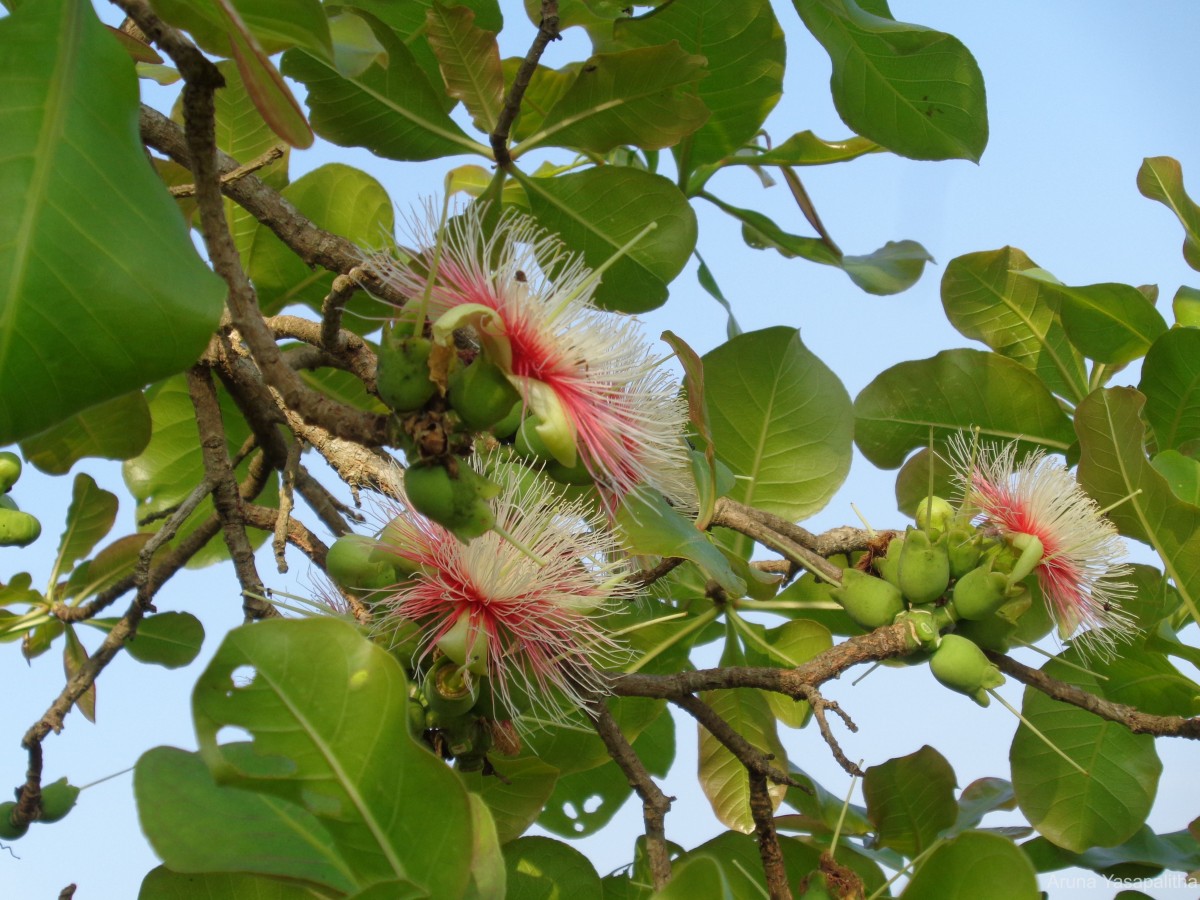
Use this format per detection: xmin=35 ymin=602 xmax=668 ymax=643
xmin=951 ymin=437 xmax=1134 ymax=655
xmin=374 ymin=459 xmax=630 ymax=726
xmin=365 ymin=204 xmax=695 ymax=512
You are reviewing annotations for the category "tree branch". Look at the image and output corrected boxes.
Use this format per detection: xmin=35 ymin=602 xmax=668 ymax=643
xmin=711 ymin=499 xmax=843 ymax=583
xmin=490 ymin=0 xmax=559 ymax=168
xmin=749 ymin=772 xmax=793 ymax=900
xmin=672 ymin=694 xmax=799 ymax=788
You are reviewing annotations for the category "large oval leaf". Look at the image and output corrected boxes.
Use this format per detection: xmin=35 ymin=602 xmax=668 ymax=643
xmin=901 ymin=830 xmax=1038 ymax=899
xmin=516 ymin=166 xmax=696 ymax=313
xmin=503 ymin=836 xmax=603 ymax=900
xmin=193 ymin=617 xmax=475 ymax=898
xmin=0 ymin=0 xmax=224 ymax=443
xmin=704 ymin=327 xmax=853 ymax=523
xmin=793 ymin=0 xmax=987 ymax=162
xmin=1137 ymin=156 xmax=1200 ymax=271
xmin=19 ymin=391 xmax=152 ymax=475
xmin=854 ymin=348 xmax=1075 ymax=468
xmin=1139 ymin=327 xmax=1200 ymax=453
xmin=863 ymin=745 xmax=957 ymax=858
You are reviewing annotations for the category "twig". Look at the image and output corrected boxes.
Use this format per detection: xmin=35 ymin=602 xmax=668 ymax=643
xmin=711 ymin=499 xmax=843 ymax=583
xmin=989 ymin=652 xmax=1200 ymax=739
xmin=267 ymin=314 xmax=378 ymax=392
xmin=240 ymin=503 xmax=330 ymax=571
xmin=795 ymin=686 xmax=862 ymax=777
xmin=169 ymin=144 xmax=284 ymax=197
xmin=632 ymin=556 xmax=685 ymax=589
xmin=490 ymin=0 xmax=559 ymax=168
xmin=672 ymin=694 xmax=799 ymax=788
xmin=587 ymin=701 xmax=673 ymax=890
xmin=274 ymin=439 xmax=301 ymax=573
xmin=321 ymin=273 xmax=361 ymax=352
xmin=749 ymin=772 xmax=792 ymax=900
xmin=295 ymin=465 xmax=359 ymax=536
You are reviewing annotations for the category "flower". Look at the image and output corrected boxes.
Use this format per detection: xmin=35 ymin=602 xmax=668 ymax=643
xmin=374 ymin=458 xmax=630 ymax=727
xmin=950 ymin=437 xmax=1134 ymax=656
xmin=365 ymin=203 xmax=695 ymax=512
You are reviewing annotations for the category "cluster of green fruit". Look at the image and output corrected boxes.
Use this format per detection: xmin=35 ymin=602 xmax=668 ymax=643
xmin=829 ymin=497 xmax=1041 ymax=706
xmin=0 ymin=778 xmax=79 ymax=840
xmin=0 ymin=451 xmax=41 ymax=548
xmin=374 ymin=324 xmax=588 ymax=543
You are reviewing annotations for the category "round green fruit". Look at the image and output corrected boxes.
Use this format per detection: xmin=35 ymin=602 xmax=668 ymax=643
xmin=929 ymin=634 xmax=1005 ymax=706
xmin=831 ymin=568 xmax=905 ymax=629
xmin=325 ymin=534 xmax=404 ymax=595
xmin=376 ymin=335 xmax=436 ymax=412
xmin=950 ymin=563 xmax=1010 ymax=621
xmin=915 ymin=495 xmax=954 ymax=532
xmin=38 ymin=778 xmax=79 ymax=823
xmin=0 ymin=508 xmax=41 ymax=547
xmin=404 ymin=461 xmax=499 ymax=542
xmin=0 ymin=801 xmax=28 ymax=840
xmin=448 ymin=357 xmax=521 ymax=430
xmin=0 ymin=452 xmax=21 ymax=493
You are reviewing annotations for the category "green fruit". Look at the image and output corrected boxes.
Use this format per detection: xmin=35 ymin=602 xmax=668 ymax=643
xmin=325 ymin=534 xmax=404 ymax=595
xmin=404 ymin=462 xmax=499 ymax=542
xmin=953 ymin=612 xmax=1017 ymax=653
xmin=0 ymin=495 xmax=16 ymax=511
xmin=898 ymin=528 xmax=950 ymax=604
xmin=448 ymin=356 xmax=521 ymax=430
xmin=946 ymin=525 xmax=984 ymax=579
xmin=376 ymin=334 xmax=436 ymax=412
xmin=929 ymin=634 xmax=1005 ymax=706
xmin=0 ymin=452 xmax=21 ymax=492
xmin=0 ymin=801 xmax=28 ymax=840
xmin=874 ymin=537 xmax=904 ymax=587
xmin=915 ymin=495 xmax=954 ymax=532
xmin=0 ymin=508 xmax=41 ymax=547
xmin=424 ymin=656 xmax=481 ymax=717
xmin=831 ymin=568 xmax=905 ymax=629
xmin=951 ymin=563 xmax=1011 ymax=621
xmin=38 ymin=778 xmax=79 ymax=823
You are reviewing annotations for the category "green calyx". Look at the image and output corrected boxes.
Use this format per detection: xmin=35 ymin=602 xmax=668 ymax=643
xmin=929 ymin=633 xmax=1005 ymax=706
xmin=404 ymin=460 xmax=500 ymax=542
xmin=946 ymin=525 xmax=985 ymax=579
xmin=38 ymin=778 xmax=79 ymax=824
xmin=376 ymin=331 xmax=437 ymax=412
xmin=0 ymin=801 xmax=28 ymax=839
xmin=448 ymin=356 xmax=521 ymax=431
xmin=325 ymin=534 xmax=407 ymax=596
xmin=424 ymin=655 xmax=482 ymax=717
xmin=515 ymin=415 xmax=592 ymax=485
xmin=0 ymin=452 xmax=22 ymax=492
xmin=873 ymin=536 xmax=905 ymax=587
xmin=490 ymin=399 xmax=524 ymax=440
xmin=831 ymin=568 xmax=905 ymax=629
xmin=898 ymin=527 xmax=950 ymax=604
xmin=950 ymin=561 xmax=1011 ymax=621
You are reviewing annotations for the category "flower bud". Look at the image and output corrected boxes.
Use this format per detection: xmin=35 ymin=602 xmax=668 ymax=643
xmin=929 ymin=634 xmax=1005 ymax=706
xmin=404 ymin=461 xmax=500 ymax=542
xmin=946 ymin=525 xmax=984 ymax=579
xmin=873 ymin=536 xmax=905 ymax=587
xmin=831 ymin=568 xmax=905 ymax=629
xmin=375 ymin=333 xmax=436 ymax=412
xmin=0 ymin=801 xmax=28 ymax=839
xmin=952 ymin=612 xmax=1017 ymax=653
xmin=0 ymin=506 xmax=41 ymax=547
xmin=326 ymin=534 xmax=403 ymax=595
xmin=950 ymin=562 xmax=1010 ymax=621
xmin=898 ymin=528 xmax=950 ymax=604
xmin=915 ymin=495 xmax=954 ymax=532
xmin=0 ymin=451 xmax=22 ymax=492
xmin=448 ymin=356 xmax=521 ymax=430
xmin=37 ymin=778 xmax=79 ymax=824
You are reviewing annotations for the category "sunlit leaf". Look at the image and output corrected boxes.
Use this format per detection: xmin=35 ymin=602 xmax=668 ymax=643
xmin=426 ymin=1 xmax=504 ymax=134
xmin=88 ymin=611 xmax=204 ymax=669
xmin=854 ymin=349 xmax=1075 ymax=468
xmin=0 ymin=0 xmax=224 ymax=444
xmin=793 ymin=0 xmax=988 ymax=161
xmin=1137 ymin=156 xmax=1200 ymax=271
xmin=864 ymin=745 xmax=957 ymax=857
xmin=138 ymin=866 xmax=323 ymax=899
xmin=459 ymin=757 xmax=559 ymax=844
xmin=147 ymin=0 xmax=331 ymax=56
xmin=54 ymin=473 xmax=119 ymax=584
xmin=1139 ymin=327 xmax=1200 ymax=453
xmin=901 ymin=831 xmax=1038 ymax=899
xmin=1152 ymin=450 xmax=1200 ymax=505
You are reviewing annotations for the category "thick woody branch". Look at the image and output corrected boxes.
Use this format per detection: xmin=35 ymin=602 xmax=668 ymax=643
xmin=711 ymin=499 xmax=843 ymax=583
xmin=672 ymin=694 xmax=799 ymax=788
xmin=588 ymin=702 xmax=673 ymax=891
xmin=749 ymin=772 xmax=792 ymax=900
xmin=491 ymin=1 xmax=559 ymax=167
xmin=989 ymin=652 xmax=1200 ymax=739
xmin=267 ymin=314 xmax=379 ymax=392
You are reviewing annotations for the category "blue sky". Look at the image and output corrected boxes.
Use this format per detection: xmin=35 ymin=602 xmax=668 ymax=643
xmin=3 ymin=2 xmax=1200 ymax=896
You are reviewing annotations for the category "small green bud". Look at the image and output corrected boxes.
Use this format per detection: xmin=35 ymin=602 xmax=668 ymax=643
xmin=448 ymin=356 xmax=521 ymax=431
xmin=325 ymin=534 xmax=403 ymax=595
xmin=915 ymin=495 xmax=954 ymax=532
xmin=0 ymin=507 xmax=41 ymax=547
xmin=376 ymin=334 xmax=436 ymax=412
xmin=0 ymin=452 xmax=21 ymax=492
xmin=37 ymin=778 xmax=79 ymax=824
xmin=929 ymin=634 xmax=1005 ymax=706
xmin=946 ymin=525 xmax=984 ymax=579
xmin=898 ymin=528 xmax=950 ymax=604
xmin=950 ymin=563 xmax=1011 ymax=621
xmin=404 ymin=462 xmax=499 ymax=542
xmin=0 ymin=801 xmax=28 ymax=840
xmin=831 ymin=568 xmax=905 ymax=629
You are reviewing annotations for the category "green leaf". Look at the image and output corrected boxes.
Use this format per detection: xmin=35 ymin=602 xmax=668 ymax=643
xmin=781 ymin=766 xmax=872 ymax=838
xmin=615 ymin=0 xmax=785 ymax=173
xmin=1022 ymin=826 xmax=1200 ymax=879
xmin=503 ymin=836 xmax=603 ymax=900
xmin=704 ymin=327 xmax=853 ymax=538
xmin=854 ymin=348 xmax=1075 ymax=468
xmin=615 ymin=488 xmax=746 ymax=597
xmin=516 ymin=43 xmax=708 ymax=156
xmin=651 ymin=855 xmax=735 ymax=899
xmin=53 ymin=473 xmax=118 ymax=586
xmin=1173 ymin=285 xmax=1200 ymax=327
xmin=520 ymin=695 xmax=664 ymax=777
xmin=723 ymin=130 xmax=882 ymax=167
xmin=135 ymin=746 xmax=355 ymax=892
xmin=502 ymin=58 xmax=577 ymax=143
xmin=328 ymin=10 xmax=388 ymax=79
xmin=1010 ymin=655 xmax=1161 ymax=853
xmin=894 ymin=447 xmax=956 ymax=518
xmin=299 ymin=361 xmax=389 ymax=413
xmin=694 ymin=252 xmax=742 ymax=340
xmin=459 ymin=757 xmax=559 ymax=845
xmin=138 ymin=866 xmax=323 ymax=900
xmin=1137 ymin=156 xmax=1200 ymax=271
xmin=88 ymin=611 xmax=204 ymax=669
xmin=1014 ymin=270 xmax=1167 ymax=366
xmin=949 ymin=777 xmax=1016 ymax=835
xmin=704 ymin=194 xmax=931 ymax=295
xmin=1139 ymin=327 xmax=1200 ymax=453
xmin=426 ymin=1 xmax=505 ymax=134
xmin=1075 ymin=388 xmax=1200 ymax=627
xmin=1092 ymin=648 xmax=1200 ymax=718
xmin=741 ymin=618 xmax=833 ymax=727
xmin=864 ymin=745 xmax=958 ymax=857
xmin=62 ymin=623 xmax=96 ymax=721
xmin=19 ymin=391 xmax=152 ymax=475
xmin=147 ymin=0 xmax=331 ymax=56
xmin=1152 ymin=450 xmax=1200 ymax=505
xmin=793 ymin=0 xmax=988 ymax=161
xmin=193 ymin=617 xmax=475 ymax=897
xmin=465 ymin=792 xmax=507 ymax=900
xmin=516 ymin=166 xmax=697 ymax=313
xmin=62 ymin=533 xmax=153 ymax=602
xmin=940 ymin=248 xmax=1088 ymax=403
xmin=699 ymin=640 xmax=788 ymax=833
xmin=247 ymin=163 xmax=394 ymax=323
xmin=539 ymin=703 xmax=674 ymax=839
xmin=0 ymin=0 xmax=224 ymax=444
xmin=901 ymin=831 xmax=1038 ymax=899
xmin=281 ymin=13 xmax=487 ymax=161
